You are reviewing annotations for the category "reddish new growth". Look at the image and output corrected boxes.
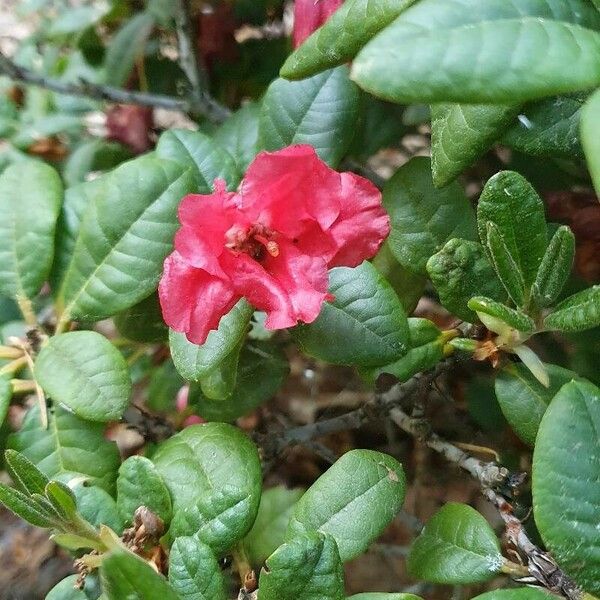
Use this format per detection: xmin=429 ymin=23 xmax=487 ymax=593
xmin=159 ymin=145 xmax=389 ymax=345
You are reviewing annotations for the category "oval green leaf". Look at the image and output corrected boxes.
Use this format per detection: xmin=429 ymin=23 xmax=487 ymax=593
xmin=352 ymin=0 xmax=600 ymax=104
xmin=116 ymin=456 xmax=172 ymax=526
xmin=280 ymin=0 xmax=418 ymax=80
xmin=156 ymin=129 xmax=240 ymax=191
xmin=407 ymin=503 xmax=502 ymax=584
xmin=101 ymin=548 xmax=179 ymax=600
xmin=35 ymin=331 xmax=132 ymax=422
xmin=292 ymin=262 xmax=409 ymax=367
xmin=431 ymin=103 xmax=521 ymax=188
xmin=259 ymin=66 xmax=360 ymax=167
xmin=0 ymin=161 xmax=62 ymax=300
xmin=287 ymin=449 xmax=406 ymax=562
xmin=0 ymin=373 xmax=10 ymax=427
xmin=485 ymin=222 xmax=526 ymax=306
xmin=384 ymin=157 xmax=477 ymax=275
xmin=532 ymin=225 xmax=575 ymax=308
xmin=114 ymin=292 xmax=168 ymax=343
xmin=190 ymin=342 xmax=288 ymax=422
xmin=544 ymin=285 xmax=600 ymax=332
xmin=169 ymin=299 xmax=253 ymax=382
xmin=259 ymin=532 xmax=345 ymax=600
xmin=426 ymin=238 xmax=505 ymax=323
xmin=214 ymin=102 xmax=260 ymax=173
xmin=58 ymin=155 xmax=194 ymax=323
xmin=169 ymin=536 xmax=227 ymax=600
xmin=533 ymin=379 xmax=600 ymax=594
xmin=7 ymin=405 xmax=120 ymax=494
xmin=581 ymin=87 xmax=600 ymax=195
xmin=243 ymin=485 xmax=305 ymax=566
xmin=495 ymin=362 xmax=579 ymax=446
xmin=477 ymin=170 xmax=547 ymax=288
xmin=467 ymin=297 xmax=535 ymax=333
xmin=153 ymin=422 xmax=262 ymax=555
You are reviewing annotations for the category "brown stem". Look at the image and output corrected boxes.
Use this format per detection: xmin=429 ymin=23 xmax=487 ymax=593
xmin=0 ymin=51 xmax=229 ymax=123
xmin=388 ymin=406 xmax=587 ymax=600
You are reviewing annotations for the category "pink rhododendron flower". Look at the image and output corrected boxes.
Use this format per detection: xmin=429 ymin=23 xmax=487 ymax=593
xmin=293 ymin=0 xmax=343 ymax=48
xmin=159 ymin=145 xmax=389 ymax=345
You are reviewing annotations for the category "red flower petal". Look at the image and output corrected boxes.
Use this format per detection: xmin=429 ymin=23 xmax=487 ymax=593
xmin=240 ymin=145 xmax=341 ymax=236
xmin=159 ymin=252 xmax=238 ymax=345
xmin=327 ymin=172 xmax=390 ymax=267
xmin=293 ymin=0 xmax=343 ymax=48
xmin=221 ymin=241 xmax=330 ymax=330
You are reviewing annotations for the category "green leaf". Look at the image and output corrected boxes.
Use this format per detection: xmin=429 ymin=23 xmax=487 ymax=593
xmin=116 ymin=456 xmax=172 ymax=526
xmin=51 ymin=177 xmax=103 ymax=294
xmin=347 ymin=595 xmax=423 ymax=600
xmin=495 ymin=362 xmax=579 ymax=446
xmin=533 ymin=379 xmax=600 ymax=594
xmin=214 ymin=102 xmax=260 ymax=173
xmin=101 ymin=548 xmax=180 ymax=600
xmin=168 ymin=536 xmax=227 ymax=600
xmin=45 ymin=480 xmax=77 ymax=519
xmin=292 ymin=262 xmax=409 ymax=367
xmin=169 ymin=299 xmax=253 ymax=382
xmin=485 ymin=222 xmax=526 ymax=306
xmin=35 ymin=331 xmax=131 ymax=422
xmin=0 ymin=482 xmax=56 ymax=527
xmin=189 ymin=342 xmax=289 ymax=422
xmin=8 ymin=405 xmax=120 ymax=494
xmin=471 ymin=590 xmax=554 ymax=600
xmin=280 ymin=0 xmax=418 ymax=80
xmin=0 ymin=161 xmax=62 ymax=300
xmin=544 ymin=285 xmax=600 ymax=332
xmin=372 ymin=242 xmax=426 ymax=314
xmin=72 ymin=484 xmax=123 ymax=532
xmin=63 ymin=139 xmax=131 ymax=188
xmin=153 ymin=422 xmax=262 ymax=555
xmin=430 ymin=103 xmax=520 ymax=187
xmin=477 ymin=170 xmax=547 ymax=288
xmin=58 ymin=155 xmax=194 ymax=323
xmin=103 ymin=12 xmax=155 ymax=87
xmin=502 ymin=94 xmax=586 ymax=158
xmin=243 ymin=486 xmax=304 ymax=566
xmin=259 ymin=532 xmax=345 ymax=600
xmin=4 ymin=449 xmax=50 ymax=495
xmin=407 ymin=503 xmax=502 ymax=584
xmin=287 ymin=449 xmax=406 ymax=562
xmin=46 ymin=574 xmax=90 ymax=600
xmin=351 ymin=0 xmax=600 ymax=104
xmin=581 ymin=87 xmax=600 ymax=195
xmin=384 ymin=157 xmax=477 ymax=275
xmin=467 ymin=297 xmax=535 ymax=333
xmin=147 ymin=359 xmax=184 ymax=412
xmin=532 ymin=225 xmax=575 ymax=307
xmin=197 ymin=339 xmax=244 ymax=401
xmin=0 ymin=373 xmax=10 ymax=427
xmin=259 ymin=66 xmax=360 ymax=167
xmin=427 ymin=239 xmax=505 ymax=323
xmin=362 ymin=318 xmax=446 ymax=384
xmin=156 ymin=129 xmax=240 ymax=191
xmin=114 ymin=293 xmax=168 ymax=343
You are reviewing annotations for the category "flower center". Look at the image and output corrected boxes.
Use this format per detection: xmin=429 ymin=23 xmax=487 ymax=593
xmin=225 ymin=223 xmax=280 ymax=261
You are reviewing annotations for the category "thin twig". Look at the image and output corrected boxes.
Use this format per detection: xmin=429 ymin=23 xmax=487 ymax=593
xmin=388 ymin=406 xmax=588 ymax=600
xmin=259 ymin=360 xmax=452 ymax=461
xmin=0 ymin=51 xmax=228 ymax=123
